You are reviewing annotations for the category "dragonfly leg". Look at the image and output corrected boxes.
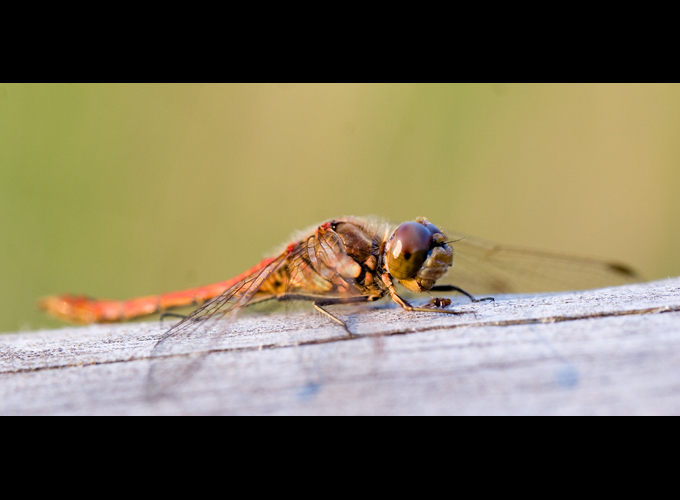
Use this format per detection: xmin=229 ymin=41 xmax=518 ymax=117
xmin=382 ymin=274 xmax=471 ymax=316
xmin=276 ymin=294 xmax=375 ymax=338
xmin=159 ymin=294 xmax=283 ymax=326
xmin=429 ymin=285 xmax=495 ymax=304
xmin=159 ymin=312 xmax=190 ymax=323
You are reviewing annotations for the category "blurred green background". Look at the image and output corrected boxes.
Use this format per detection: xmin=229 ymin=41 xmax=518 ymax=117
xmin=1 ymin=83 xmax=679 ymax=333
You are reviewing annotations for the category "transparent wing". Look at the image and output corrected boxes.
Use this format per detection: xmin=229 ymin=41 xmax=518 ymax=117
xmin=148 ymin=251 xmax=290 ymax=398
xmin=438 ymin=231 xmax=641 ymax=295
xmin=147 ymin=226 xmax=367 ymax=398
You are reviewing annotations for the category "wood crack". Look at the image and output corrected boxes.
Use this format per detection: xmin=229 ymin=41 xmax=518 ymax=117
xmin=2 ymin=302 xmax=678 ymax=376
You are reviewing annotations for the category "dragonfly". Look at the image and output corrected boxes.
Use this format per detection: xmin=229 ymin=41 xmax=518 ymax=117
xmin=39 ymin=216 xmax=640 ymax=340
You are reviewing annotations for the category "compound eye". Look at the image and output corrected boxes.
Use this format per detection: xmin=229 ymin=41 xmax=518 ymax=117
xmin=422 ymin=221 xmax=442 ymax=236
xmin=387 ymin=222 xmax=433 ymax=280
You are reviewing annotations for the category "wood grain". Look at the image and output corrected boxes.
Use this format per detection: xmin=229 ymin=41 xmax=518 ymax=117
xmin=2 ymin=278 xmax=680 ymax=415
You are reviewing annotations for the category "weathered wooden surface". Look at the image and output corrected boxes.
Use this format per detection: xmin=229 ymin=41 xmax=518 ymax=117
xmin=2 ymin=278 xmax=680 ymax=415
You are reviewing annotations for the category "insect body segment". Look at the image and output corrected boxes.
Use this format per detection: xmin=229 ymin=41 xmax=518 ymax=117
xmin=39 ymin=215 xmax=640 ymax=337
xmin=37 ymin=258 xmax=277 ymax=324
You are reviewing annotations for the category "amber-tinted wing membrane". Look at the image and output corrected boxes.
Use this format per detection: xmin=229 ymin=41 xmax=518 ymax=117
xmin=437 ymin=231 xmax=641 ymax=295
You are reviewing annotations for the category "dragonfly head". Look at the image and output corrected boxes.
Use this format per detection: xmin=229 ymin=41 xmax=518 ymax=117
xmin=385 ymin=217 xmax=453 ymax=292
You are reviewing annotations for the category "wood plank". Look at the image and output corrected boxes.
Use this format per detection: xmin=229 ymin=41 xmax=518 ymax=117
xmin=2 ymin=278 xmax=680 ymax=415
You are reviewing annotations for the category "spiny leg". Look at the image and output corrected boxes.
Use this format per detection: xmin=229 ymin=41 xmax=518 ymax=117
xmin=276 ymin=294 xmax=375 ymax=338
xmin=159 ymin=295 xmax=280 ymax=323
xmin=159 ymin=312 xmax=191 ymax=323
xmin=429 ymin=285 xmax=495 ymax=304
xmin=381 ymin=274 xmax=481 ymax=316
xmin=160 ymin=293 xmax=377 ymax=338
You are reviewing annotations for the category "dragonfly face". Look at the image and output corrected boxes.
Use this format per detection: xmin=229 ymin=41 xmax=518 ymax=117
xmin=384 ymin=218 xmax=453 ymax=293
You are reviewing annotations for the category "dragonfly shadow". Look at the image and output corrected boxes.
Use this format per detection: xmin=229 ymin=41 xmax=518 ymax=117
xmin=146 ymin=318 xmax=230 ymax=401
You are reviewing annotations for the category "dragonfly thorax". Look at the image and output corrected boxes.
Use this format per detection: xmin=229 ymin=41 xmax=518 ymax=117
xmin=385 ymin=218 xmax=453 ymax=292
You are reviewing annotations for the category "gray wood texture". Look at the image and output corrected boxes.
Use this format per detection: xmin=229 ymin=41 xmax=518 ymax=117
xmin=2 ymin=278 xmax=680 ymax=415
